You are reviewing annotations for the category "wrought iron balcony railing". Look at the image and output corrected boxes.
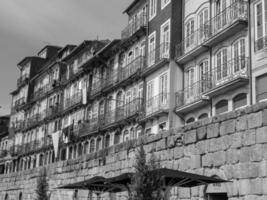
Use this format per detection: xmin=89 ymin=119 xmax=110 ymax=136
xmin=17 ymin=74 xmax=29 ymax=88
xmin=45 ymin=104 xmax=63 ymax=120
xmin=121 ymin=13 xmax=147 ymax=39
xmin=205 ymin=56 xmax=249 ymax=92
xmin=176 ymin=1 xmax=248 ymax=59
xmin=147 ymin=42 xmax=170 ymax=68
xmin=12 ymin=97 xmax=26 ymax=112
xmin=10 ymin=139 xmax=48 ymax=156
xmin=145 ymin=93 xmax=169 ymax=116
xmin=11 ymin=121 xmax=25 ymax=132
xmin=175 ymin=80 xmax=210 ymax=108
xmin=255 ymin=35 xmax=267 ymax=52
xmin=24 ymin=114 xmax=42 ymax=129
xmin=0 ymin=150 xmax=7 ymax=158
xmin=33 ymin=83 xmax=53 ymax=100
xmin=64 ymin=90 xmax=83 ymax=110
xmin=119 ymin=56 xmax=145 ymax=82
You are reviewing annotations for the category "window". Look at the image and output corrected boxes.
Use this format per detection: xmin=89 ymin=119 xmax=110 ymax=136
xmin=185 ymin=19 xmax=195 ymax=49
xmin=186 ymin=67 xmax=195 ymax=98
xmin=123 ymin=130 xmax=130 ymax=141
xmin=89 ymin=139 xmax=95 ymax=153
xmin=149 ymin=0 xmax=157 ymax=20
xmin=96 ymin=137 xmax=102 ymax=151
xmin=105 ymin=134 xmax=110 ymax=148
xmin=161 ymin=0 xmax=170 ymax=9
xmin=114 ymin=131 xmax=121 ymax=145
xmin=198 ymin=8 xmax=209 ymax=42
xmin=256 ymin=73 xmax=267 ymax=102
xmin=199 ymin=60 xmax=209 ymax=93
xmin=186 ymin=117 xmax=195 ymax=124
xmin=198 ymin=113 xmax=208 ymax=120
xmin=159 ymin=73 xmax=168 ymax=104
xmin=233 ymin=93 xmax=247 ymax=109
xmin=216 ymin=48 xmax=228 ymax=82
xmin=215 ymin=0 xmax=227 ymax=30
xmin=160 ymin=19 xmax=170 ymax=59
xmin=233 ymin=38 xmax=246 ymax=72
xmin=147 ymin=81 xmax=154 ymax=108
xmin=254 ymin=0 xmax=267 ymax=51
xmin=215 ymin=100 xmax=228 ymax=114
xmin=19 ymin=192 xmax=23 ymax=200
xmin=148 ymin=32 xmax=156 ymax=66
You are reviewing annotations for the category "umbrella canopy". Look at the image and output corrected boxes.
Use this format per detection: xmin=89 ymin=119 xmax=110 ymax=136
xmin=57 ymin=168 xmax=228 ymax=192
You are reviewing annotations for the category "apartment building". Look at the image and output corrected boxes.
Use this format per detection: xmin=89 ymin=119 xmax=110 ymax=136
xmin=175 ymin=0 xmax=250 ymax=124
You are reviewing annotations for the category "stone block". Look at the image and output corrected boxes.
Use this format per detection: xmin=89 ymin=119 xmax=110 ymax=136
xmin=236 ymin=115 xmax=248 ymax=131
xmin=195 ymin=140 xmax=207 ymax=155
xmin=238 ymin=179 xmax=251 ymax=195
xmin=173 ymin=147 xmax=184 ymax=159
xmin=226 ymin=148 xmax=239 ymax=164
xmin=184 ymin=130 xmax=197 ymax=144
xmin=212 ymin=151 xmax=226 ymax=167
xmin=197 ymin=126 xmax=207 ymax=140
xmin=230 ymin=132 xmax=242 ymax=149
xmin=248 ymin=112 xmax=262 ymax=129
xmin=263 ymin=178 xmax=267 ymax=194
xmin=207 ymin=123 xmax=219 ymax=138
xmin=202 ymin=154 xmax=212 ymax=167
xmin=220 ymin=119 xmax=236 ymax=136
xmin=242 ymin=129 xmax=256 ymax=146
xmin=250 ymin=145 xmax=263 ymax=162
xmin=250 ymin=178 xmax=263 ymax=195
xmin=256 ymin=126 xmax=267 ymax=144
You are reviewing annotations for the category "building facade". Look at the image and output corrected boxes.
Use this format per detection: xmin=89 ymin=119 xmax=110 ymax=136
xmin=0 ymin=0 xmax=267 ymax=199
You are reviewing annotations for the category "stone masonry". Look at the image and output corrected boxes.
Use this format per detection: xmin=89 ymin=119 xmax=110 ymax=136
xmin=2 ymin=102 xmax=267 ymax=200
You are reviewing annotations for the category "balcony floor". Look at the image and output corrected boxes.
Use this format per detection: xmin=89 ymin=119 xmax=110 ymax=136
xmin=204 ymin=76 xmax=249 ymax=97
xmin=142 ymin=59 xmax=169 ymax=77
xmin=203 ymin=19 xmax=248 ymax=47
xmin=175 ymin=98 xmax=210 ymax=115
xmin=141 ymin=108 xmax=169 ymax=122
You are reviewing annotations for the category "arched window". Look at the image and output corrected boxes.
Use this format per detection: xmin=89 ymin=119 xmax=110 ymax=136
xmin=73 ymin=145 xmax=77 ymax=159
xmin=4 ymin=194 xmax=8 ymax=200
xmin=73 ymin=190 xmax=78 ymax=200
xmin=198 ymin=113 xmax=208 ymax=120
xmin=19 ymin=192 xmax=23 ymax=200
xmin=39 ymin=154 xmax=44 ymax=167
xmin=199 ymin=60 xmax=209 ymax=92
xmin=215 ymin=48 xmax=228 ymax=82
xmin=185 ymin=19 xmax=195 ymax=49
xmin=136 ymin=126 xmax=143 ymax=138
xmin=60 ymin=149 xmax=66 ymax=161
xmin=90 ymin=139 xmax=95 ymax=153
xmin=78 ymin=143 xmax=83 ymax=156
xmin=198 ymin=8 xmax=209 ymax=42
xmin=130 ymin=128 xmax=135 ymax=139
xmin=123 ymin=130 xmax=130 ymax=142
xmin=215 ymin=100 xmax=228 ymax=115
xmin=186 ymin=117 xmax=195 ymax=124
xmin=96 ymin=137 xmax=102 ymax=151
xmin=84 ymin=141 xmax=89 ymax=154
xmin=114 ymin=131 xmax=121 ymax=145
xmin=233 ymin=93 xmax=247 ymax=110
xmin=28 ymin=157 xmax=31 ymax=169
xmin=105 ymin=134 xmax=110 ymax=148
xmin=69 ymin=146 xmax=73 ymax=159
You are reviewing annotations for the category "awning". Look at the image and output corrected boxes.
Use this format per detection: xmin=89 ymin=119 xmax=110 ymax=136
xmin=57 ymin=168 xmax=228 ymax=192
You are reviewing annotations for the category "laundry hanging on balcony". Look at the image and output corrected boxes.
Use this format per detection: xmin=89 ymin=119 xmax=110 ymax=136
xmin=51 ymin=130 xmax=61 ymax=158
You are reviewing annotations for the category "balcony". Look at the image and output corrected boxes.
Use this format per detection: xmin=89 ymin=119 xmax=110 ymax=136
xmin=203 ymin=1 xmax=248 ymax=47
xmin=204 ymin=57 xmax=249 ymax=97
xmin=10 ymin=140 xmax=48 ymax=156
xmin=121 ymin=13 xmax=147 ymax=40
xmin=0 ymin=150 xmax=7 ymax=158
xmin=17 ymin=74 xmax=29 ymax=88
xmin=64 ymin=90 xmax=83 ymax=111
xmin=12 ymin=97 xmax=26 ymax=112
xmin=144 ymin=93 xmax=169 ymax=120
xmin=175 ymin=27 xmax=209 ymax=64
xmin=24 ymin=114 xmax=42 ymax=130
xmin=175 ymin=1 xmax=248 ymax=64
xmin=11 ymin=121 xmax=25 ymax=132
xmin=255 ymin=36 xmax=267 ymax=52
xmin=175 ymin=80 xmax=210 ymax=115
xmin=45 ymin=104 xmax=63 ymax=120
xmin=143 ymin=43 xmax=170 ymax=76
xmin=33 ymin=83 xmax=53 ymax=100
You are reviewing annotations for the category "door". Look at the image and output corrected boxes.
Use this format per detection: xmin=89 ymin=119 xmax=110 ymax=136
xmin=216 ymin=48 xmax=228 ymax=85
xmin=215 ymin=0 xmax=227 ymax=32
xmin=159 ymin=73 xmax=168 ymax=107
xmin=233 ymin=38 xmax=246 ymax=75
xmin=199 ymin=60 xmax=209 ymax=93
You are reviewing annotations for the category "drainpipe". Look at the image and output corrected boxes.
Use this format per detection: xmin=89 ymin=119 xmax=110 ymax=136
xmin=248 ymin=0 xmax=253 ymax=105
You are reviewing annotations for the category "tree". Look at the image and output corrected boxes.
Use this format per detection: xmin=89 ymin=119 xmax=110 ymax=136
xmin=130 ymin=143 xmax=163 ymax=200
xmin=36 ymin=168 xmax=49 ymax=200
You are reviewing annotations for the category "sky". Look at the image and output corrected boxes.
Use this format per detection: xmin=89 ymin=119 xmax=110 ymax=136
xmin=0 ymin=0 xmax=133 ymax=116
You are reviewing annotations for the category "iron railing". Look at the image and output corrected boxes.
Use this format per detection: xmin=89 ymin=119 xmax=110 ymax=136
xmin=147 ymin=42 xmax=170 ymax=68
xmin=119 ymin=56 xmax=145 ymax=81
xmin=45 ymin=104 xmax=63 ymax=119
xmin=121 ymin=13 xmax=147 ymax=39
xmin=175 ymin=80 xmax=210 ymax=108
xmin=10 ymin=140 xmax=47 ymax=156
xmin=33 ymin=83 xmax=53 ymax=100
xmin=206 ymin=56 xmax=249 ymax=90
xmin=11 ymin=121 xmax=25 ymax=132
xmin=255 ymin=35 xmax=267 ymax=52
xmin=17 ymin=74 xmax=29 ymax=88
xmin=145 ymin=93 xmax=169 ymax=116
xmin=64 ymin=90 xmax=83 ymax=110
xmin=176 ymin=1 xmax=248 ymax=58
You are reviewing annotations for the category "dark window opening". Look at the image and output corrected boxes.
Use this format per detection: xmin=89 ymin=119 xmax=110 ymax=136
xmin=186 ymin=117 xmax=195 ymax=124
xmin=233 ymin=93 xmax=247 ymax=109
xmin=198 ymin=113 xmax=208 ymax=120
xmin=215 ymin=100 xmax=228 ymax=115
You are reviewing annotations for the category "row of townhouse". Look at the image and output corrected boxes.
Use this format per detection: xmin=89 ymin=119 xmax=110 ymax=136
xmin=1 ymin=0 xmax=267 ymax=181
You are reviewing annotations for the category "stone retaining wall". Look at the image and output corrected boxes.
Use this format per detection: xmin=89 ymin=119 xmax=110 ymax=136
xmin=2 ymin=102 xmax=267 ymax=200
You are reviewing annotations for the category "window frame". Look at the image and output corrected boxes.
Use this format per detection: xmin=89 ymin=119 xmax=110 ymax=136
xmin=160 ymin=18 xmax=171 ymax=59
xmin=149 ymin=0 xmax=157 ymax=20
xmin=161 ymin=0 xmax=171 ymax=10
xmin=148 ymin=31 xmax=156 ymax=66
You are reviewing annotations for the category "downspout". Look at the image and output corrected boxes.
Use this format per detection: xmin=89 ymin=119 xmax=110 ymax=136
xmin=248 ymin=0 xmax=253 ymax=105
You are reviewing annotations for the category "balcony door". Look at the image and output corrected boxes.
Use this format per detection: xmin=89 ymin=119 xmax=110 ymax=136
xmin=198 ymin=8 xmax=209 ymax=42
xmin=159 ymin=73 xmax=168 ymax=107
xmin=185 ymin=19 xmax=195 ymax=52
xmin=146 ymin=81 xmax=154 ymax=115
xmin=148 ymin=32 xmax=156 ymax=66
xmin=215 ymin=0 xmax=227 ymax=31
xmin=160 ymin=19 xmax=170 ymax=59
xmin=233 ymin=38 xmax=246 ymax=75
xmin=186 ymin=67 xmax=195 ymax=104
xmin=215 ymin=48 xmax=228 ymax=85
xmin=199 ymin=60 xmax=209 ymax=93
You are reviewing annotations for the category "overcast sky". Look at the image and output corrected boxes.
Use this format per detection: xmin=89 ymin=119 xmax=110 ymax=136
xmin=0 ymin=0 xmax=132 ymax=115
